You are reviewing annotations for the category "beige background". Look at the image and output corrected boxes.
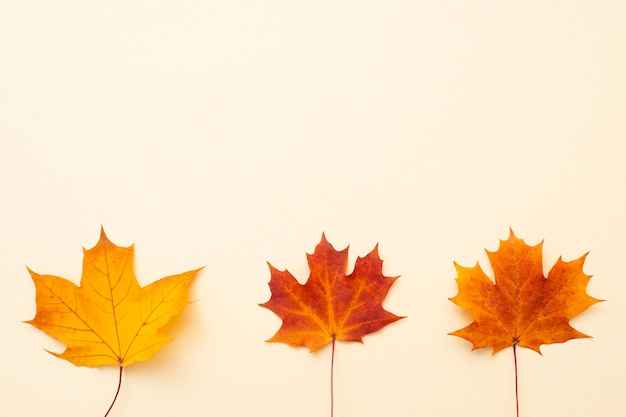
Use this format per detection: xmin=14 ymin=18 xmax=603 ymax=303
xmin=1 ymin=1 xmax=624 ymax=416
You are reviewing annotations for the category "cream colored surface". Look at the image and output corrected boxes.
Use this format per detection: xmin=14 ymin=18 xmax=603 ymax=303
xmin=1 ymin=1 xmax=624 ymax=416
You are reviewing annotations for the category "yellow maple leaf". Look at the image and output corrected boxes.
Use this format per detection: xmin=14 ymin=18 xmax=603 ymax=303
xmin=26 ymin=228 xmax=202 ymax=367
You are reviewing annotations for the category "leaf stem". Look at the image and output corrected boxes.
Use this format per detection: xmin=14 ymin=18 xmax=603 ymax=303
xmin=104 ymin=366 xmax=123 ymax=417
xmin=330 ymin=337 xmax=335 ymax=417
xmin=513 ymin=344 xmax=519 ymax=417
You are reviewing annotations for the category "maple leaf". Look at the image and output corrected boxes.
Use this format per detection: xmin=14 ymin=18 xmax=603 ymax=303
xmin=260 ymin=234 xmax=404 ymax=352
xmin=449 ymin=230 xmax=601 ymax=354
xmin=26 ymin=228 xmax=202 ymax=367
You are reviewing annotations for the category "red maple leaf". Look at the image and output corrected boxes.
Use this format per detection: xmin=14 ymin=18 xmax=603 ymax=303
xmin=261 ymin=234 xmax=404 ymax=352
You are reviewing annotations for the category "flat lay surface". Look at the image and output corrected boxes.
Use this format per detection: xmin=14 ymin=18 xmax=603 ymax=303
xmin=1 ymin=1 xmax=625 ymax=416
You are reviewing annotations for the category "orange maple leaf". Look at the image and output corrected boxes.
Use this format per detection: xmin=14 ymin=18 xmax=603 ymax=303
xmin=449 ymin=230 xmax=601 ymax=354
xmin=260 ymin=234 xmax=404 ymax=352
xmin=26 ymin=228 xmax=202 ymax=367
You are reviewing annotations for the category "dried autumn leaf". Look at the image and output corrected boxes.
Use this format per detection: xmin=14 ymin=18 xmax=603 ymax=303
xmin=261 ymin=234 xmax=404 ymax=416
xmin=449 ymin=230 xmax=601 ymax=354
xmin=260 ymin=234 xmax=404 ymax=351
xmin=26 ymin=228 xmax=202 ymax=367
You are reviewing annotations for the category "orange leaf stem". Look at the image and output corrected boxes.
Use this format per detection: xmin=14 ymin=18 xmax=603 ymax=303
xmin=513 ymin=344 xmax=519 ymax=417
xmin=330 ymin=337 xmax=335 ymax=417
